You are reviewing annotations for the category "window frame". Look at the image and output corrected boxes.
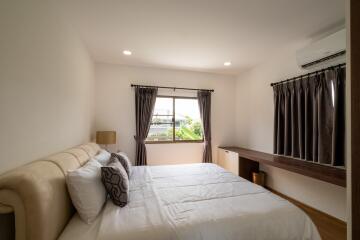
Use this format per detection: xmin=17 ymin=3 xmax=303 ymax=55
xmin=145 ymin=95 xmax=204 ymax=144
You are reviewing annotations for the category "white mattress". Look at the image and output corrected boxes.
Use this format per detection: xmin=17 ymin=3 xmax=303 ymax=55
xmin=59 ymin=163 xmax=320 ymax=240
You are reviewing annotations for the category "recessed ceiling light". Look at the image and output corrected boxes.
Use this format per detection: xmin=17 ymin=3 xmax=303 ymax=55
xmin=123 ymin=50 xmax=132 ymax=55
xmin=224 ymin=61 xmax=231 ymax=66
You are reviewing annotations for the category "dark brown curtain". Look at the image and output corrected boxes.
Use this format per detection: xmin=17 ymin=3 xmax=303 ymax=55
xmin=198 ymin=90 xmax=212 ymax=163
xmin=273 ymin=66 xmax=345 ymax=166
xmin=134 ymin=87 xmax=158 ymax=166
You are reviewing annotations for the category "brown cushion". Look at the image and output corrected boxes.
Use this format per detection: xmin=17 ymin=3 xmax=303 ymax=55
xmin=101 ymin=159 xmax=129 ymax=207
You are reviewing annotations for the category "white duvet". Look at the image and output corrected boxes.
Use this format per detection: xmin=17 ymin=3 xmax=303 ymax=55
xmin=59 ymin=163 xmax=320 ymax=240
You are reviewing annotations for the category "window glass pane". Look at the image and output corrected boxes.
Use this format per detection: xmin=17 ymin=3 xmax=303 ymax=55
xmin=175 ymin=98 xmax=203 ymax=141
xmin=147 ymin=97 xmax=173 ymax=142
xmin=153 ymin=97 xmax=173 ymax=115
xmin=147 ymin=116 xmax=173 ymax=141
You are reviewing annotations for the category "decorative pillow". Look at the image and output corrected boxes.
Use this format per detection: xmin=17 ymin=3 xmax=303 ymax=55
xmin=66 ymin=159 xmax=107 ymax=224
xmin=101 ymin=159 xmax=129 ymax=207
xmin=93 ymin=149 xmax=111 ymax=166
xmin=111 ymin=152 xmax=132 ymax=178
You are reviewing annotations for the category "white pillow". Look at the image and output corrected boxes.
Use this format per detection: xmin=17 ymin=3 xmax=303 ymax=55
xmin=66 ymin=159 xmax=107 ymax=224
xmin=93 ymin=149 xmax=111 ymax=166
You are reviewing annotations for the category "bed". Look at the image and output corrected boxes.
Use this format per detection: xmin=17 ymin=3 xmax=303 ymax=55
xmin=60 ymin=163 xmax=320 ymax=240
xmin=0 ymin=143 xmax=320 ymax=240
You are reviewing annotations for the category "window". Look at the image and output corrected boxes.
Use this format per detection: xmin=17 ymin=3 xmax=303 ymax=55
xmin=146 ymin=96 xmax=203 ymax=143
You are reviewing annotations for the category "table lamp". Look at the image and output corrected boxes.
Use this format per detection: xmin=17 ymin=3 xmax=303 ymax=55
xmin=96 ymin=131 xmax=116 ymax=151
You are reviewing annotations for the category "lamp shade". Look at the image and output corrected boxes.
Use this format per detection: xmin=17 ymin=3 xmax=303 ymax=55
xmin=96 ymin=131 xmax=116 ymax=145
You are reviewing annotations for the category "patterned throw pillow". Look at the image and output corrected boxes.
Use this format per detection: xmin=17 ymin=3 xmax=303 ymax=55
xmin=111 ymin=152 xmax=132 ymax=178
xmin=101 ymin=159 xmax=129 ymax=207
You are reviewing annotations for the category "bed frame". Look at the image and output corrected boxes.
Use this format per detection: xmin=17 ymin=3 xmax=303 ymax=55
xmin=0 ymin=143 xmax=100 ymax=240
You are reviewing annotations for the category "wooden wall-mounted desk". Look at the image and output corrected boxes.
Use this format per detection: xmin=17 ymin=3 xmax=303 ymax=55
xmin=218 ymin=146 xmax=346 ymax=187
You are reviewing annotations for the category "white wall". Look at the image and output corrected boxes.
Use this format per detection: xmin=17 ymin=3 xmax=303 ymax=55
xmin=94 ymin=63 xmax=236 ymax=165
xmin=0 ymin=0 xmax=95 ymax=174
xmin=235 ymin=41 xmax=347 ymax=221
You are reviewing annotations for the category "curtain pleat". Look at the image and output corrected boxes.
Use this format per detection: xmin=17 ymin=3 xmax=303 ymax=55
xmin=134 ymin=87 xmax=158 ymax=166
xmin=332 ymin=67 xmax=346 ymax=166
xmin=284 ymin=85 xmax=292 ymax=156
xmin=273 ymin=86 xmax=279 ymax=154
xmin=273 ymin=66 xmax=345 ymax=166
xmin=290 ymin=82 xmax=299 ymax=158
xmin=273 ymin=85 xmax=285 ymax=155
xmin=297 ymin=80 xmax=305 ymax=159
xmin=304 ymin=77 xmax=313 ymax=162
xmin=317 ymin=72 xmax=333 ymax=164
xmin=197 ymin=90 xmax=212 ymax=163
xmin=312 ymin=75 xmax=319 ymax=163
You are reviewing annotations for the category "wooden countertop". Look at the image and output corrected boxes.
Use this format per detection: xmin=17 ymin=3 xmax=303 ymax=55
xmin=219 ymin=146 xmax=346 ymax=187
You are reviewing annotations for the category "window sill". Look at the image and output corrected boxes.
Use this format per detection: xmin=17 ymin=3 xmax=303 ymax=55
xmin=145 ymin=140 xmax=204 ymax=144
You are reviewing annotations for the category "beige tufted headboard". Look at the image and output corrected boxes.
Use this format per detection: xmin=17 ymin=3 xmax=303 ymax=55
xmin=0 ymin=143 xmax=101 ymax=240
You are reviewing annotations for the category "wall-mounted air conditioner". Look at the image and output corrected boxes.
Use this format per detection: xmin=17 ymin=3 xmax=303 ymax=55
xmin=296 ymin=29 xmax=346 ymax=69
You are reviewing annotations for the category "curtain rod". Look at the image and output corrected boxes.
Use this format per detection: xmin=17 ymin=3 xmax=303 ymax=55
xmin=130 ymin=84 xmax=214 ymax=92
xmin=270 ymin=63 xmax=346 ymax=87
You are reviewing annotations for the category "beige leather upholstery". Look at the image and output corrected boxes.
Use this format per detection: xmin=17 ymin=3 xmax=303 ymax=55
xmin=0 ymin=143 xmax=100 ymax=240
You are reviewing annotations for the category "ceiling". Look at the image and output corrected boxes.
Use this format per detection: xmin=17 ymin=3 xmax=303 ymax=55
xmin=60 ymin=0 xmax=345 ymax=75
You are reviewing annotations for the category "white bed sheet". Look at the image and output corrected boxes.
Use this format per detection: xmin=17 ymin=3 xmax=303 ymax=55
xmin=59 ymin=163 xmax=320 ymax=240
